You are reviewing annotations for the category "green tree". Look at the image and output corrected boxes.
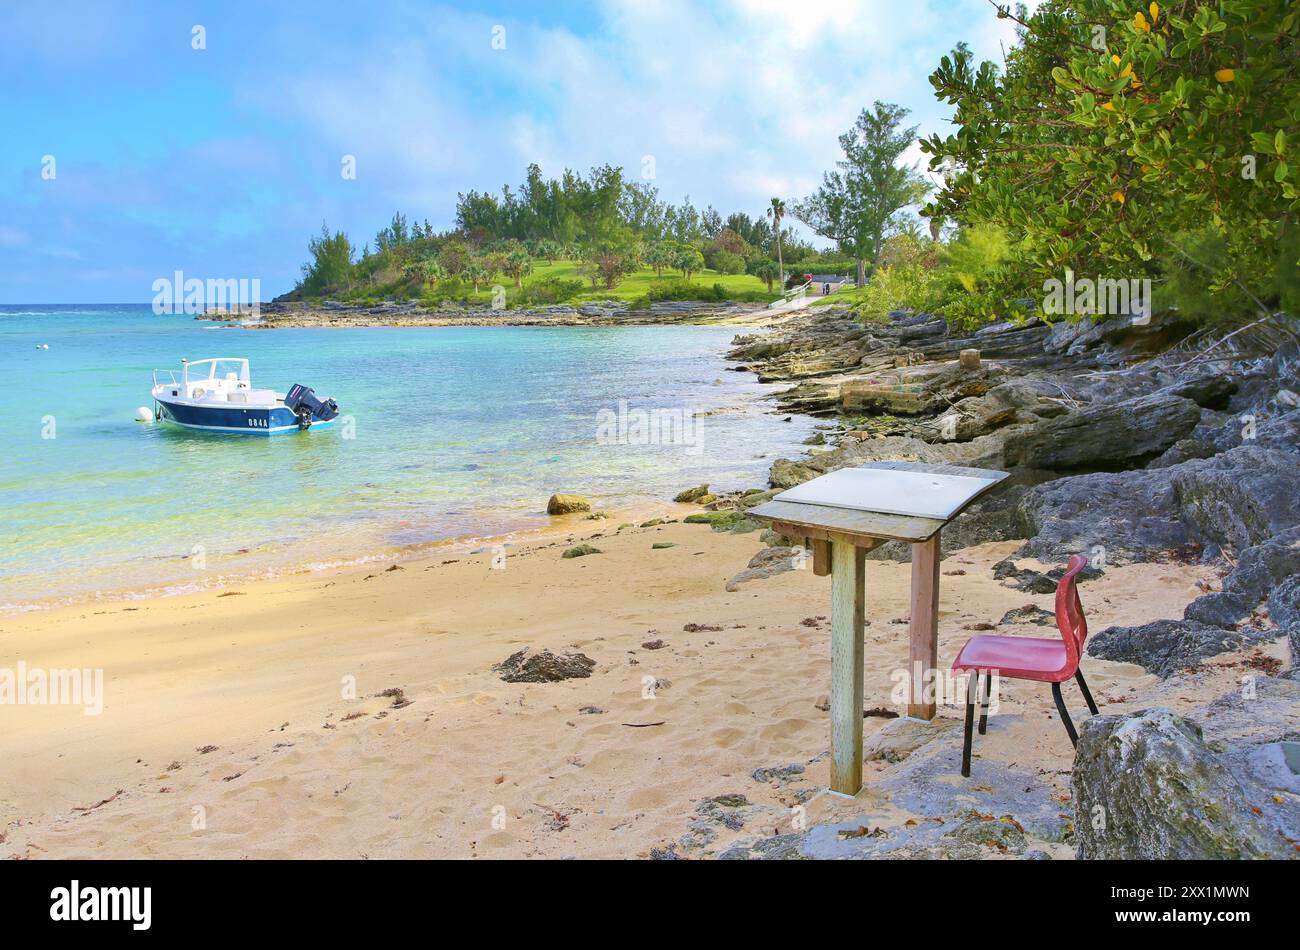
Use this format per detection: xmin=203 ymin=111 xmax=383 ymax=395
xmin=299 ymin=223 xmax=355 ymax=295
xmin=645 ymin=242 xmax=675 ymax=277
xmin=577 ymin=232 xmax=641 ymax=290
xmin=712 ymin=250 xmax=746 ymax=275
xmin=534 ymin=239 xmax=563 ymax=264
xmin=922 ymin=2 xmax=1300 ymax=322
xmin=464 ymin=260 xmax=491 ymax=292
xmin=404 ymin=256 xmax=442 ymax=284
xmin=374 ymin=211 xmax=409 ymax=252
xmin=766 ymin=197 xmax=787 ymax=286
xmin=438 ymin=240 xmax=471 ymax=278
xmin=482 ymin=253 xmax=507 ymax=283
xmin=664 ymin=199 xmax=704 ymax=244
xmin=752 ymin=258 xmax=781 ymax=292
xmin=673 ymin=244 xmax=705 ymax=280
xmin=795 ymin=102 xmax=931 ymax=285
xmin=501 ymin=241 xmax=533 ymax=288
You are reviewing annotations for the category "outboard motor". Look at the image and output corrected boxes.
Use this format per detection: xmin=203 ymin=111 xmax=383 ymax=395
xmin=284 ymin=384 xmax=340 ymax=429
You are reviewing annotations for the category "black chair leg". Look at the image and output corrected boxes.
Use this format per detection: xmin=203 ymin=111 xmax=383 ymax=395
xmin=1051 ymin=681 xmax=1078 ymax=747
xmin=961 ymin=673 xmax=976 ymax=777
xmin=1075 ymin=669 xmax=1099 ymax=716
xmin=977 ymin=671 xmax=992 ymax=735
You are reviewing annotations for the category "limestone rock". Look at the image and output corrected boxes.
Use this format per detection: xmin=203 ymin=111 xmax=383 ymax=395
xmin=863 ymin=716 xmax=960 ymax=763
xmin=1087 ymin=618 xmax=1274 ymax=678
xmin=1222 ymin=526 xmax=1300 ymax=603
xmin=1183 ymin=591 xmax=1255 ymax=629
xmin=751 ymin=763 xmax=805 ymax=785
xmin=546 ymin=493 xmax=591 ymax=515
xmin=1072 ymin=708 xmax=1291 ymax=859
xmin=494 ymin=648 xmax=596 ymax=683
xmin=1269 ymin=575 xmax=1300 ymax=629
xmin=1014 ymin=468 xmax=1189 ymax=565
xmin=1003 ymin=391 xmax=1202 ymax=471
xmin=1017 ymin=445 xmax=1300 ymax=566
xmin=1147 ymin=438 xmax=1216 ymax=469
xmin=1196 ymin=676 xmax=1300 ymax=746
xmin=998 ymin=604 xmax=1056 ymax=627
xmin=725 ymin=546 xmax=803 ymax=591
xmin=1170 ymin=446 xmax=1300 ymax=552
xmin=941 ymin=811 xmax=1027 ymax=855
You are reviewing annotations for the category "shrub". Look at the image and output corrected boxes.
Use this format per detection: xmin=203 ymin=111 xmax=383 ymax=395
xmin=711 ymin=250 xmax=746 ymax=275
xmin=845 ymin=263 xmax=944 ymax=320
xmin=923 ymin=1 xmax=1300 ymax=325
xmin=646 ymin=279 xmax=728 ymax=302
xmin=513 ymin=276 xmax=585 ymax=307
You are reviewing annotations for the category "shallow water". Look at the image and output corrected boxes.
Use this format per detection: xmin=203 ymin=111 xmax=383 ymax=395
xmin=0 ymin=305 xmax=816 ymax=608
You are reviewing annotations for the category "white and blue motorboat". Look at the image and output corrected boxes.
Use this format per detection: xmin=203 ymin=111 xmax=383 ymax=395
xmin=151 ymin=358 xmax=340 ymax=434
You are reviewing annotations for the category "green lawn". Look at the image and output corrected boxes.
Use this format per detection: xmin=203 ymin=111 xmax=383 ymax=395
xmin=810 ymin=284 xmax=871 ymax=307
xmin=307 ymin=259 xmax=780 ymax=308
xmin=506 ymin=260 xmax=778 ymax=303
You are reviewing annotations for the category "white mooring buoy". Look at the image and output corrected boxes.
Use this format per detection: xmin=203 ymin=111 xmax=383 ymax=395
xmin=135 ymin=406 xmax=154 ymax=423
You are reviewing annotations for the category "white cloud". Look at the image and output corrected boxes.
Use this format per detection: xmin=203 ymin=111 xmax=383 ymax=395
xmin=251 ymin=0 xmax=1020 ymax=231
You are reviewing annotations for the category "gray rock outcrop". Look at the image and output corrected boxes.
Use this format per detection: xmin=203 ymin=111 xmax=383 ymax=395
xmin=1072 ymin=708 xmax=1292 ymax=859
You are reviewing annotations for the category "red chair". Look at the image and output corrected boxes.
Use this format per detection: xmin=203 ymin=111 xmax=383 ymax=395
xmin=952 ymin=554 xmax=1099 ymax=777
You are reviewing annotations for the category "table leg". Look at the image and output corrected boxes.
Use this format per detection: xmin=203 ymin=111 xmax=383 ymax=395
xmin=908 ymin=534 xmax=941 ymax=720
xmin=830 ymin=540 xmax=866 ymax=795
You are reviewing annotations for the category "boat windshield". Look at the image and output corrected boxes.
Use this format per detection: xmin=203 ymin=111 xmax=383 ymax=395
xmin=184 ymin=358 xmax=250 ymax=385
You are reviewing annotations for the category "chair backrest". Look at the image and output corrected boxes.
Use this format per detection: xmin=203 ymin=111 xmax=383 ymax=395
xmin=1055 ymin=554 xmax=1090 ymax=673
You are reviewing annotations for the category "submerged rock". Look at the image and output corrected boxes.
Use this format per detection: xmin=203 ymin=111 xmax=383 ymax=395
xmin=1072 ymin=708 xmax=1292 ymax=859
xmin=493 ymin=648 xmax=596 ymax=683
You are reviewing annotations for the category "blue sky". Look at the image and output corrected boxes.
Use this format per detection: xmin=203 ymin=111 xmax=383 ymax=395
xmin=0 ymin=0 xmax=1028 ymax=302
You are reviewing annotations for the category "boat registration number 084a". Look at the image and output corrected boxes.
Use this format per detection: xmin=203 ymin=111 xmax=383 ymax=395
xmin=247 ymin=418 xmax=269 ymax=428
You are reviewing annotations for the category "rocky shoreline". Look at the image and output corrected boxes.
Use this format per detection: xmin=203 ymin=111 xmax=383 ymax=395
xmin=202 ymin=298 xmax=786 ymax=328
xmin=683 ymin=303 xmax=1300 ymax=859
xmin=204 ymin=293 xmax=1300 ymax=859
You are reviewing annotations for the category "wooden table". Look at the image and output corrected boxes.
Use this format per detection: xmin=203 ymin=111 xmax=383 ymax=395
xmin=749 ymin=461 xmax=1009 ymax=796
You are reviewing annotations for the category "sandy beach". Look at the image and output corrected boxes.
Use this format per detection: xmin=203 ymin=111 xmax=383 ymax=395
xmin=0 ymin=510 xmax=1230 ymax=860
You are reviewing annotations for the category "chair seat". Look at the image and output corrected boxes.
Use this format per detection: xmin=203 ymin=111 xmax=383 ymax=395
xmin=952 ymin=634 xmax=1071 ymax=682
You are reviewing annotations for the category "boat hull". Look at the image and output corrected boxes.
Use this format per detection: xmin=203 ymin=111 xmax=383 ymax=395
xmin=156 ymin=398 xmax=336 ymax=435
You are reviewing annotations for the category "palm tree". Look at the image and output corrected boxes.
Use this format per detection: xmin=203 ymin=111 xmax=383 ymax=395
xmin=766 ymin=197 xmax=786 ymax=287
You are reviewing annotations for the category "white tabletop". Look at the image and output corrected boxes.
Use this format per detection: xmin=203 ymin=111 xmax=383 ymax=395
xmin=773 ymin=464 xmax=1006 ymax=521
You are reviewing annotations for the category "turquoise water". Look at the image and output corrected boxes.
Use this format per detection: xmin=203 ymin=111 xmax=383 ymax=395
xmin=0 ymin=305 xmax=815 ymax=609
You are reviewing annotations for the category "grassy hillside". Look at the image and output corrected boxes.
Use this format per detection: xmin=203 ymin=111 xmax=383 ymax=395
xmin=294 ymin=258 xmax=779 ymax=309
